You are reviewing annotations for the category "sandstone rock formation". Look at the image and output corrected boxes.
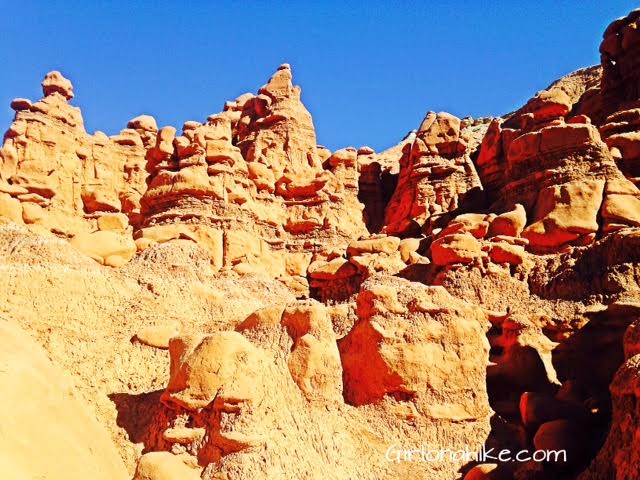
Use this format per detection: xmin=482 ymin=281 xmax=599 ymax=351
xmin=339 ymin=276 xmax=491 ymax=429
xmin=4 ymin=8 xmax=640 ymax=480
xmin=135 ymin=64 xmax=366 ymax=296
xmin=384 ymin=111 xmax=484 ymax=236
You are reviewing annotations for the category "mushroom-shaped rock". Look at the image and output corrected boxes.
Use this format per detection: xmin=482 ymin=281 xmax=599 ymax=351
xmin=41 ymin=71 xmax=74 ymax=100
xmin=128 ymin=114 xmax=158 ymax=132
xmin=524 ymin=89 xmax=572 ymax=121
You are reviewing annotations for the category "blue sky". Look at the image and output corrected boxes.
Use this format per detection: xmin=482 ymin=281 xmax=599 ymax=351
xmin=1 ymin=1 xmax=637 ymax=151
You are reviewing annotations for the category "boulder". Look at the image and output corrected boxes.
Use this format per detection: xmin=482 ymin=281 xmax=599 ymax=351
xmin=308 ymin=257 xmax=358 ymax=280
xmin=533 ymin=419 xmax=587 ymax=467
xmin=71 ymin=230 xmax=136 ymax=266
xmin=133 ymin=452 xmax=201 ymax=480
xmin=135 ymin=322 xmax=181 ymax=349
xmin=281 ymin=301 xmax=343 ymax=402
xmin=431 ymin=233 xmax=483 ymax=266
xmin=340 ymin=276 xmax=491 ymax=424
xmin=0 ymin=193 xmax=23 ymax=224
xmin=97 ymin=212 xmax=129 ymax=231
xmin=346 ymin=235 xmax=401 ymax=256
xmin=488 ymin=242 xmax=527 ymax=265
xmin=523 ymin=179 xmax=604 ymax=248
xmin=487 ymin=204 xmax=527 ymax=237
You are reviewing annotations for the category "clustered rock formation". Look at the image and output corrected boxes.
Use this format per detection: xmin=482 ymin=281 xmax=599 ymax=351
xmin=3 ymin=8 xmax=640 ymax=480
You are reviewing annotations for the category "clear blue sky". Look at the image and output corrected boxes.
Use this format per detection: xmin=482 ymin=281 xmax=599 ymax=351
xmin=1 ymin=1 xmax=637 ymax=151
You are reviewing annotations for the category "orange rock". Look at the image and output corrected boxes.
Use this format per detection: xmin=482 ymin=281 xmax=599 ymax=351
xmin=97 ymin=212 xmax=129 ymax=231
xmin=10 ymin=97 xmax=32 ymax=111
xmin=340 ymin=276 xmax=491 ymax=432
xmin=236 ymin=303 xmax=287 ymax=332
xmin=487 ymin=204 xmax=526 ymax=237
xmin=236 ymin=64 xmax=322 ymax=179
xmin=601 ymin=193 xmax=640 ymax=227
xmin=431 ymin=233 xmax=483 ymax=266
xmin=0 ymin=193 xmax=23 ymax=224
xmin=162 ymin=331 xmax=267 ymax=411
xmin=398 ymin=237 xmax=422 ymax=262
xmin=137 ymin=224 xmax=223 ymax=267
xmin=282 ymin=302 xmax=343 ymax=402
xmin=162 ymin=426 xmax=206 ymax=445
xmin=488 ymin=242 xmax=526 ymax=265
xmin=0 ymin=72 xmax=147 ymax=239
xmin=135 ymin=322 xmax=180 ymax=349
xmin=20 ymin=201 xmax=43 ymax=224
xmin=41 ymin=70 xmax=74 ymax=100
xmin=475 ymin=118 xmax=507 ymax=197
xmin=417 ymin=111 xmax=466 ymax=156
xmin=507 ymin=123 xmax=601 ymax=165
xmin=5 ymin=25 xmax=640 ymax=478
xmin=384 ymin=111 xmax=482 ymax=235
xmin=523 ymin=179 xmax=604 ymax=248
xmin=349 ymin=251 xmax=406 ymax=278
xmin=308 ymin=257 xmax=357 ymax=280
xmin=346 ymin=235 xmax=400 ymax=255
xmin=127 ymin=114 xmax=158 ymax=133
xmin=524 ymin=88 xmax=571 ymax=121
xmin=439 ymin=213 xmax=490 ymax=238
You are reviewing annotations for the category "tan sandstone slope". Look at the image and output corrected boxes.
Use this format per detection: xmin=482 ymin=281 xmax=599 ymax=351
xmin=3 ymin=8 xmax=640 ymax=480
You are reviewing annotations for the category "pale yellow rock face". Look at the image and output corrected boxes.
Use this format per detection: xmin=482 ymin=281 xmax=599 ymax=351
xmin=601 ymin=193 xmax=640 ymax=227
xmin=0 ymin=319 xmax=128 ymax=480
xmin=71 ymin=230 xmax=137 ymax=266
xmin=0 ymin=193 xmax=22 ymax=223
xmin=135 ymin=322 xmax=180 ymax=349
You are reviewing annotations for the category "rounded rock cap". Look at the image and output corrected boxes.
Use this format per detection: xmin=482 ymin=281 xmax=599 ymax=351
xmin=10 ymin=98 xmax=32 ymax=111
xmin=127 ymin=115 xmax=158 ymax=132
xmin=41 ymin=71 xmax=74 ymax=100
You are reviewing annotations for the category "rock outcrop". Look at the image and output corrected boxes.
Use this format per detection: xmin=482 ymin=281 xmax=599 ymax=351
xmin=340 ymin=276 xmax=491 ymax=426
xmin=476 ymin=88 xmax=640 ymax=252
xmin=0 ymin=71 xmax=147 ymax=265
xmin=384 ymin=112 xmax=484 ymax=236
xmin=136 ymin=64 xmax=366 ymax=295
